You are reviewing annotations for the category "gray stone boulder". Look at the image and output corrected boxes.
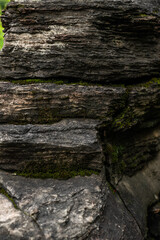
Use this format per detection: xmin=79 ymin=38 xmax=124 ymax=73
xmin=0 ymin=0 xmax=160 ymax=238
xmin=0 ymin=171 xmax=143 ymax=240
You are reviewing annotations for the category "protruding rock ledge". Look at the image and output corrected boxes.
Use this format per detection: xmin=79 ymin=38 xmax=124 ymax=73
xmin=1 ymin=0 xmax=160 ymax=82
xmin=0 ymin=119 xmax=104 ymax=171
xmin=0 ymin=82 xmax=125 ymax=124
xmin=0 ymin=82 xmax=159 ymax=131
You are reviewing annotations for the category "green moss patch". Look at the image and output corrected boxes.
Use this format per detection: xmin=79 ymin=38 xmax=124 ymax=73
xmin=16 ymin=161 xmax=99 ymax=180
xmin=1 ymin=78 xmax=102 ymax=86
xmin=127 ymin=77 xmax=160 ymax=88
xmin=108 ymin=144 xmax=127 ymax=175
xmin=17 ymin=169 xmax=99 ymax=180
xmin=112 ymin=106 xmax=138 ymax=130
xmin=1 ymin=77 xmax=160 ymax=89
xmin=0 ymin=187 xmax=18 ymax=209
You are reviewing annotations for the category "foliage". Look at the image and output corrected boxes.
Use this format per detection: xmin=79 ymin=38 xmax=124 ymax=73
xmin=0 ymin=20 xmax=3 ymax=49
xmin=0 ymin=0 xmax=9 ymax=10
xmin=0 ymin=0 xmax=9 ymax=49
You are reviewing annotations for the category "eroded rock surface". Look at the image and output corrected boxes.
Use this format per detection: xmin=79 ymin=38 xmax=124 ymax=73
xmin=0 ymin=171 xmax=143 ymax=240
xmin=0 ymin=82 xmax=125 ymax=124
xmin=0 ymin=119 xmax=104 ymax=171
xmin=0 ymin=0 xmax=160 ymax=239
xmin=0 ymin=82 xmax=160 ymax=127
xmin=1 ymin=0 xmax=160 ymax=82
xmin=0 ymin=194 xmax=43 ymax=240
xmin=0 ymin=81 xmax=159 ymax=238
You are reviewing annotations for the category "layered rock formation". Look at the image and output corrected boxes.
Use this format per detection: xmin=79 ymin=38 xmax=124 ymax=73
xmin=0 ymin=0 xmax=160 ymax=82
xmin=0 ymin=120 xmax=104 ymax=171
xmin=0 ymin=0 xmax=160 ymax=239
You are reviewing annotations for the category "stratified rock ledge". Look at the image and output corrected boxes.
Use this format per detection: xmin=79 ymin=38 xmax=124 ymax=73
xmin=0 ymin=119 xmax=104 ymax=171
xmin=0 ymin=0 xmax=160 ymax=82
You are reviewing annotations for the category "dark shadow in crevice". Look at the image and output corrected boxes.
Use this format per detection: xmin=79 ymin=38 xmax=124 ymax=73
xmin=146 ymin=194 xmax=160 ymax=240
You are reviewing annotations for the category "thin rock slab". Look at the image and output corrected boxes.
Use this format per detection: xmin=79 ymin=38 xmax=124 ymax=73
xmin=0 ymin=119 xmax=104 ymax=171
xmin=1 ymin=0 xmax=160 ymax=82
xmin=0 ymin=171 xmax=143 ymax=240
xmin=0 ymin=82 xmax=160 ymax=130
xmin=0 ymin=82 xmax=125 ymax=124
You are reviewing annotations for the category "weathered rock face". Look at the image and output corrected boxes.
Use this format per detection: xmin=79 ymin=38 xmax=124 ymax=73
xmin=0 ymin=82 xmax=159 ymax=238
xmin=1 ymin=0 xmax=160 ymax=83
xmin=0 ymin=81 xmax=159 ymax=182
xmin=117 ymin=153 xmax=160 ymax=236
xmin=0 ymin=194 xmax=43 ymax=240
xmin=0 ymin=119 xmax=104 ymax=171
xmin=0 ymin=0 xmax=160 ymax=239
xmin=0 ymin=171 xmax=143 ymax=240
xmin=0 ymin=82 xmax=126 ymax=124
xmin=105 ymin=125 xmax=160 ymax=183
xmin=0 ymin=82 xmax=160 ymax=126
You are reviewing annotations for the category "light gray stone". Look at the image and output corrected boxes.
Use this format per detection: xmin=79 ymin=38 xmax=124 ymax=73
xmin=0 ymin=194 xmax=43 ymax=240
xmin=0 ymin=171 xmax=143 ymax=240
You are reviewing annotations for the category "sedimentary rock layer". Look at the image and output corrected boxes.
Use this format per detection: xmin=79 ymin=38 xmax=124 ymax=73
xmin=0 ymin=82 xmax=159 ymax=130
xmin=0 ymin=82 xmax=126 ymax=124
xmin=0 ymin=119 xmax=104 ymax=171
xmin=1 ymin=0 xmax=160 ymax=82
xmin=0 ymin=82 xmax=159 ymax=180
